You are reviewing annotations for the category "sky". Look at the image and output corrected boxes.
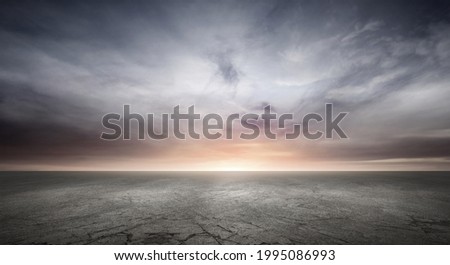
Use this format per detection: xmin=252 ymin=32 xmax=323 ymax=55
xmin=0 ymin=0 xmax=450 ymax=171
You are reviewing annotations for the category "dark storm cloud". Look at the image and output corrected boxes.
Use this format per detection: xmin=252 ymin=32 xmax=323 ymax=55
xmin=211 ymin=51 xmax=240 ymax=86
xmin=0 ymin=79 xmax=95 ymax=122
xmin=0 ymin=0 xmax=449 ymax=169
xmin=0 ymin=80 xmax=165 ymax=165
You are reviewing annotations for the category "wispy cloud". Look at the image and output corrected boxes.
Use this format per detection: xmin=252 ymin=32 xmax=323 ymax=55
xmin=1 ymin=0 xmax=449 ymax=170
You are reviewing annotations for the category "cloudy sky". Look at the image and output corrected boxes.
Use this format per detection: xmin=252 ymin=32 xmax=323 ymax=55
xmin=1 ymin=0 xmax=449 ymax=170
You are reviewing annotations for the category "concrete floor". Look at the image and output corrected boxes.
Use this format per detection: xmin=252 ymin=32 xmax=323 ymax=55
xmin=0 ymin=171 xmax=449 ymax=244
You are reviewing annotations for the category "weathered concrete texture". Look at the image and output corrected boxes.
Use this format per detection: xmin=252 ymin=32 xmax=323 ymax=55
xmin=0 ymin=171 xmax=449 ymax=244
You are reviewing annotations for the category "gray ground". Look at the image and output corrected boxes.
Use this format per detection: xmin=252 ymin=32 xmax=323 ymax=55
xmin=0 ymin=171 xmax=449 ymax=244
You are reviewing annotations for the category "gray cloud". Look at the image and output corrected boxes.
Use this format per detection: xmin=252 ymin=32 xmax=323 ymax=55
xmin=0 ymin=0 xmax=449 ymax=169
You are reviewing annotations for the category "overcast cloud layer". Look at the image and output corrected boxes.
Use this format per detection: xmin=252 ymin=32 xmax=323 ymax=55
xmin=1 ymin=0 xmax=450 ymax=170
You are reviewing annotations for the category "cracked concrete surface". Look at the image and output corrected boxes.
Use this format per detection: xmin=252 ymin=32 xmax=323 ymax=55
xmin=0 ymin=171 xmax=449 ymax=244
